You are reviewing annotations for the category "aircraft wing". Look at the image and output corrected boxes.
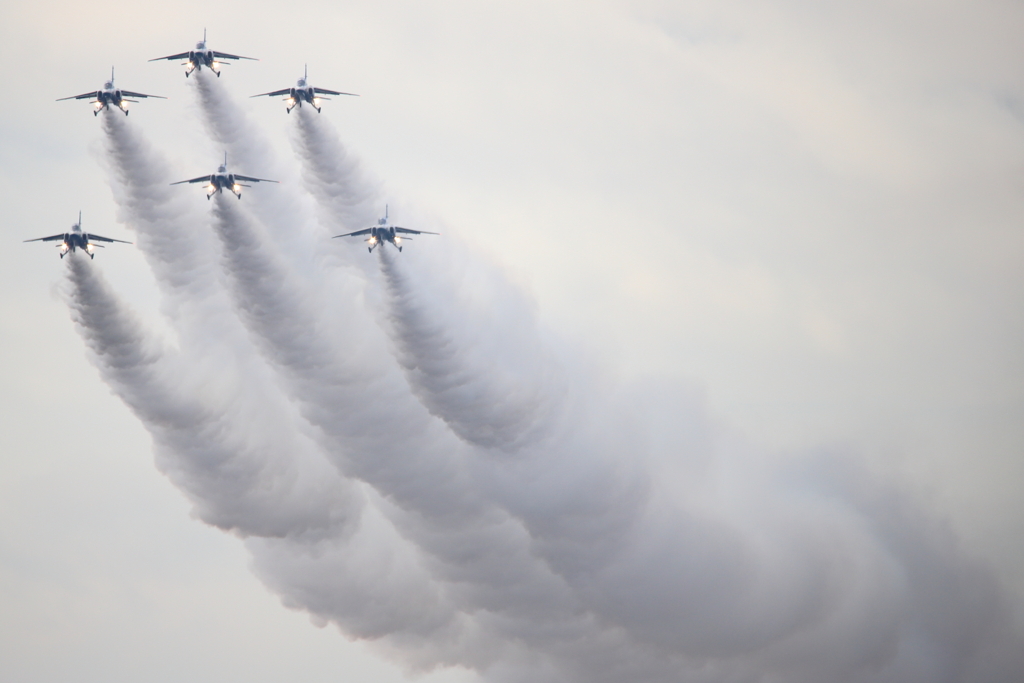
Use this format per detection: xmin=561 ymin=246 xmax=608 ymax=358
xmin=211 ymin=51 xmax=257 ymax=61
xmin=250 ymin=88 xmax=292 ymax=98
xmin=313 ymin=87 xmax=359 ymax=97
xmin=57 ymin=91 xmax=100 ymax=101
xmin=171 ymin=175 xmax=214 ymax=185
xmin=333 ymin=229 xmax=373 ymax=238
xmin=24 ymin=233 xmax=66 ymax=243
xmin=119 ymin=90 xmax=167 ymax=99
xmin=87 ymin=234 xmax=133 ymax=245
xmin=149 ymin=52 xmax=191 ymax=62
xmin=393 ymin=227 xmax=440 ymax=235
xmin=232 ymin=175 xmax=278 ymax=184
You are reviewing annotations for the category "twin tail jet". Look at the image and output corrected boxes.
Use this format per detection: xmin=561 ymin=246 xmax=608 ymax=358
xmin=57 ymin=67 xmax=165 ymax=116
xmin=172 ymin=152 xmax=278 ymax=199
xmin=334 ymin=205 xmax=438 ymax=252
xmin=251 ymin=65 xmax=358 ymax=113
xmin=150 ymin=30 xmax=256 ymax=77
xmin=25 ymin=212 xmax=132 ymax=259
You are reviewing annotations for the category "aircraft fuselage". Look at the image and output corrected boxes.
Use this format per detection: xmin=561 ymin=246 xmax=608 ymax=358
xmin=366 ymin=226 xmax=404 ymax=252
xmin=56 ymin=231 xmax=99 ymax=259
xmin=206 ymin=170 xmax=244 ymax=199
xmin=285 ymin=86 xmax=321 ymax=112
xmin=185 ymin=46 xmax=219 ymax=77
xmin=92 ymin=88 xmax=129 ymax=115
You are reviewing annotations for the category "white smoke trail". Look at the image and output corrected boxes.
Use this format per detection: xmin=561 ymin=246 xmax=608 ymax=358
xmin=374 ymin=228 xmax=913 ymax=671
xmin=191 ymin=70 xmax=327 ymax=269
xmin=76 ymin=74 xmax=1024 ymax=683
xmin=63 ymin=252 xmax=352 ymax=540
xmin=289 ymin=103 xmax=572 ymax=454
xmin=98 ymin=111 xmax=365 ymax=542
xmin=287 ymin=107 xmax=653 ymax=610
xmin=290 ymin=103 xmax=572 ymax=452
xmin=96 ymin=107 xmax=492 ymax=648
xmin=190 ymin=79 xmax=711 ymax=678
xmin=291 ymin=106 xmax=380 ymax=234
xmin=286 ymin=104 xmax=655 ymax=599
xmin=192 ymin=75 xmax=530 ymax=548
xmin=378 ymin=245 xmax=567 ymax=451
xmin=283 ymin=108 xmax=1024 ymax=681
xmin=62 ymin=247 xmax=458 ymax=649
xmin=204 ymin=189 xmax=609 ymax=668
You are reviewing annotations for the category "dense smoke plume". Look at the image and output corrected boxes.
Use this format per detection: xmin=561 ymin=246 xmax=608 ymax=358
xmin=62 ymin=69 xmax=1024 ymax=683
xmin=93 ymin=113 xmax=358 ymax=540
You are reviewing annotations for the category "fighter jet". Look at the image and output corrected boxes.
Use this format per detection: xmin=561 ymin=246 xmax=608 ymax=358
xmin=251 ymin=65 xmax=358 ymax=113
xmin=57 ymin=67 xmax=165 ymax=116
xmin=149 ymin=29 xmax=256 ymax=77
xmin=172 ymin=152 xmax=278 ymax=199
xmin=24 ymin=212 xmax=132 ymax=259
xmin=333 ymin=205 xmax=438 ymax=252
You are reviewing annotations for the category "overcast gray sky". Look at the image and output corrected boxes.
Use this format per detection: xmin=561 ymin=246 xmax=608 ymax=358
xmin=2 ymin=1 xmax=1023 ymax=681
